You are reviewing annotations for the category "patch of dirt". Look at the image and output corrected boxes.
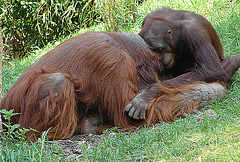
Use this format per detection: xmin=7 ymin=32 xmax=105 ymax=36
xmin=54 ymin=133 xmax=105 ymax=160
xmin=54 ymin=130 xmax=133 ymax=160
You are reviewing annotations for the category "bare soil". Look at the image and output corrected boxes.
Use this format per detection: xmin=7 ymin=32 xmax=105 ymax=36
xmin=54 ymin=133 xmax=105 ymax=160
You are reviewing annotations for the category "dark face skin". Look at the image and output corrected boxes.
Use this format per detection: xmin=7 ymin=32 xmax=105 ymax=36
xmin=143 ymin=21 xmax=175 ymax=68
xmin=141 ymin=20 xmax=197 ymax=77
xmin=142 ymin=21 xmax=177 ymax=69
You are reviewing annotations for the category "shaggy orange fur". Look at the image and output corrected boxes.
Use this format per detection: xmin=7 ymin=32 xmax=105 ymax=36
xmin=0 ymin=31 xmax=239 ymax=142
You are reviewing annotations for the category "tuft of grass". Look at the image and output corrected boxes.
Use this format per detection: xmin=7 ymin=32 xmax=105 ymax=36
xmin=0 ymin=109 xmax=64 ymax=161
xmin=95 ymin=0 xmax=138 ymax=32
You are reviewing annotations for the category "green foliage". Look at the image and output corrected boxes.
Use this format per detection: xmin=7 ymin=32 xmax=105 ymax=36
xmin=0 ymin=109 xmax=63 ymax=161
xmin=0 ymin=109 xmax=27 ymax=142
xmin=95 ymin=0 xmax=138 ymax=32
xmin=0 ymin=0 xmax=141 ymax=60
xmin=0 ymin=0 xmax=96 ymax=60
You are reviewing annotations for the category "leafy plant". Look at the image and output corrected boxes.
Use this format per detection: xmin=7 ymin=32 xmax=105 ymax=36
xmin=0 ymin=0 xmax=96 ymax=60
xmin=0 ymin=109 xmax=64 ymax=161
xmin=95 ymin=0 xmax=138 ymax=31
xmin=0 ymin=109 xmax=30 ymax=143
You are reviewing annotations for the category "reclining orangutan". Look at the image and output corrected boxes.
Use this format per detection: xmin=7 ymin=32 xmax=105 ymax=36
xmin=0 ymin=30 xmax=239 ymax=142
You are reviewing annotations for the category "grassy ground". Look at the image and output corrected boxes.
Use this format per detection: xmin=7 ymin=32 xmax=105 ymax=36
xmin=1 ymin=0 xmax=240 ymax=161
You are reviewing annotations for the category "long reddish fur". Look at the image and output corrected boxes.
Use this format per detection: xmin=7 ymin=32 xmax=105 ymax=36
xmin=0 ymin=31 xmax=238 ymax=142
xmin=0 ymin=32 xmax=161 ymax=141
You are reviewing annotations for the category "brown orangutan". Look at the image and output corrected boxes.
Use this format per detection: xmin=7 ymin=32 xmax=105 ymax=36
xmin=0 ymin=31 xmax=239 ymax=142
xmin=125 ymin=7 xmax=240 ymax=120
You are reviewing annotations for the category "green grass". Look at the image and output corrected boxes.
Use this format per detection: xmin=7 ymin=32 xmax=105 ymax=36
xmin=1 ymin=0 xmax=240 ymax=161
xmin=0 ymin=109 xmax=64 ymax=161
